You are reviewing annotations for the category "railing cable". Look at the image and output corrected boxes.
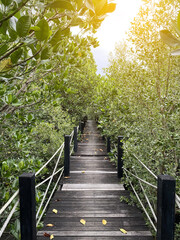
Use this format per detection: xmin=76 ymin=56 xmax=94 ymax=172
xmin=124 ymin=171 xmax=157 ymax=232
xmin=0 ymin=200 xmax=19 ymax=238
xmin=36 ymin=145 xmax=64 ymax=219
xmin=0 ymin=126 xmax=79 ymax=238
xmin=36 ymin=168 xmax=64 ymax=226
xmin=70 ymin=130 xmax=74 ymax=146
xmin=35 ymin=143 xmax=64 ymax=176
xmin=134 ymin=170 xmax=157 ymax=222
xmin=0 ymin=190 xmax=19 ymax=215
xmin=123 ymin=168 xmax=157 ymax=189
xmin=175 ymin=194 xmax=180 ymax=209
xmin=124 ymin=146 xmax=157 ymax=179
xmin=36 ymin=168 xmax=63 ymax=189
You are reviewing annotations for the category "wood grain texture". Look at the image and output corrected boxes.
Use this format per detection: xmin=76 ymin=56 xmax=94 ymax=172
xmin=37 ymin=120 xmax=153 ymax=239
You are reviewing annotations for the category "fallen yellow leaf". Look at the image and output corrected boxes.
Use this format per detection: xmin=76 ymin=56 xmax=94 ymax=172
xmin=46 ymin=224 xmax=54 ymax=227
xmin=64 ymin=176 xmax=70 ymax=179
xmin=120 ymin=228 xmax=127 ymax=234
xmin=80 ymin=219 xmax=86 ymax=225
xmin=102 ymin=219 xmax=107 ymax=225
xmin=52 ymin=209 xmax=58 ymax=214
xmin=50 ymin=234 xmax=54 ymax=239
xmin=81 ymin=171 xmax=85 ymax=173
xmin=99 ymin=149 xmax=103 ymax=152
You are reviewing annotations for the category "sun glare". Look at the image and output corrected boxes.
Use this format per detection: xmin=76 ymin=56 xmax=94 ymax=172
xmin=95 ymin=0 xmax=143 ymax=52
xmin=90 ymin=0 xmax=144 ymax=74
xmin=71 ymin=0 xmax=144 ymax=74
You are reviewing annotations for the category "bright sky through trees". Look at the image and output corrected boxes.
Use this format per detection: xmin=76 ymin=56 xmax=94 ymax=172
xmin=92 ymin=0 xmax=143 ymax=74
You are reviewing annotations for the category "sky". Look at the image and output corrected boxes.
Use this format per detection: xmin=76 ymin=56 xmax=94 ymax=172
xmin=92 ymin=0 xmax=143 ymax=75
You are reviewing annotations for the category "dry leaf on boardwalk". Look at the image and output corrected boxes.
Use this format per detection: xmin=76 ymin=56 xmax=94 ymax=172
xmin=55 ymin=199 xmax=60 ymax=202
xmin=50 ymin=234 xmax=54 ymax=239
xmin=99 ymin=149 xmax=103 ymax=152
xmin=120 ymin=228 xmax=127 ymax=234
xmin=46 ymin=224 xmax=54 ymax=227
xmin=81 ymin=171 xmax=85 ymax=173
xmin=52 ymin=209 xmax=58 ymax=214
xmin=64 ymin=176 xmax=70 ymax=179
xmin=43 ymin=232 xmax=50 ymax=237
xmin=102 ymin=219 xmax=107 ymax=225
xmin=80 ymin=219 xmax=86 ymax=225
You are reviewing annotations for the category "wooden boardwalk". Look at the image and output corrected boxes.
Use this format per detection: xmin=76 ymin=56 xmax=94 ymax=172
xmin=37 ymin=120 xmax=153 ymax=240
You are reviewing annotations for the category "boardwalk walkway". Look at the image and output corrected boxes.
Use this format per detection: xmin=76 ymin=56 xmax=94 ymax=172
xmin=37 ymin=120 xmax=153 ymax=239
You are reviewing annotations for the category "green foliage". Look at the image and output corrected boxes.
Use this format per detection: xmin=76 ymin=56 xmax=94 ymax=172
xmin=93 ymin=0 xmax=180 ymax=237
xmin=10 ymin=48 xmax=23 ymax=63
xmin=35 ymin=19 xmax=50 ymax=41
xmin=16 ymin=16 xmax=31 ymax=37
xmin=31 ymin=104 xmax=74 ymax=159
xmin=48 ymin=0 xmax=74 ymax=10
xmin=0 ymin=0 xmax=117 ymax=238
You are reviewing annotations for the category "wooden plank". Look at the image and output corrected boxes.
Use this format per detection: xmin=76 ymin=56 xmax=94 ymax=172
xmin=70 ymin=171 xmax=117 ymax=174
xmin=78 ymin=143 xmax=106 ymax=146
xmin=62 ymin=184 xmax=124 ymax=191
xmin=39 ymin=226 xmax=150 ymax=231
xmin=42 ymin=217 xmax=147 ymax=223
xmin=43 ymin=213 xmax=143 ymax=218
xmin=37 ymin=230 xmax=152 ymax=237
xmin=62 ymin=175 xmax=120 ymax=184
xmin=38 ymin=237 xmax=153 ymax=240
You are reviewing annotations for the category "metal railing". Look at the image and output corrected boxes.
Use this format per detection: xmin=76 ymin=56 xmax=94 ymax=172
xmin=0 ymin=125 xmax=79 ymax=239
xmin=107 ymin=136 xmax=179 ymax=240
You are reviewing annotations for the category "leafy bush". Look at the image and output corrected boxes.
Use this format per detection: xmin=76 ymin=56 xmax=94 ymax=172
xmin=31 ymin=104 xmax=74 ymax=159
xmin=93 ymin=0 xmax=180 ymax=237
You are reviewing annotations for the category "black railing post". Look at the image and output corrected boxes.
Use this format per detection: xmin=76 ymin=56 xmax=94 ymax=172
xmin=117 ymin=136 xmax=123 ymax=178
xmin=64 ymin=135 xmax=70 ymax=177
xmin=157 ymin=175 xmax=175 ymax=240
xmin=19 ymin=173 xmax=37 ymax=240
xmin=74 ymin=127 xmax=78 ymax=152
xmin=79 ymin=121 xmax=83 ymax=134
xmin=81 ymin=121 xmax=84 ymax=134
xmin=107 ymin=137 xmax=111 ymax=153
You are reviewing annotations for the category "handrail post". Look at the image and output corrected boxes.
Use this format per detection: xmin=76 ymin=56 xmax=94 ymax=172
xmin=19 ymin=173 xmax=37 ymax=240
xmin=157 ymin=175 xmax=175 ymax=240
xmin=74 ymin=127 xmax=78 ymax=152
xmin=79 ymin=121 xmax=83 ymax=134
xmin=117 ymin=136 xmax=123 ymax=178
xmin=64 ymin=135 xmax=70 ymax=177
xmin=107 ymin=137 xmax=111 ymax=153
xmin=79 ymin=121 xmax=84 ymax=134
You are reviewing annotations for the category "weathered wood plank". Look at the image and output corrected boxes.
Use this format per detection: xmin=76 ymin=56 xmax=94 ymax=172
xmin=62 ymin=184 xmax=124 ymax=191
xmin=43 ymin=213 xmax=144 ymax=218
xmin=43 ymin=217 xmax=147 ymax=224
xmin=38 ymin=237 xmax=153 ymax=240
xmin=37 ymin=230 xmax=152 ymax=237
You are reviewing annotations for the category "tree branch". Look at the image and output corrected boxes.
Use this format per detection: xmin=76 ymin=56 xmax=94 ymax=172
xmin=0 ymin=0 xmax=30 ymax=25
xmin=0 ymin=43 xmax=23 ymax=62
